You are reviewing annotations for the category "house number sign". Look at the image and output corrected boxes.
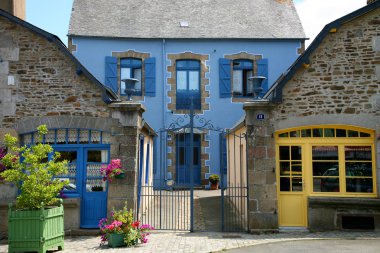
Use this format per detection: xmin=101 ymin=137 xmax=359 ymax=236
xmin=257 ymin=114 xmax=265 ymax=120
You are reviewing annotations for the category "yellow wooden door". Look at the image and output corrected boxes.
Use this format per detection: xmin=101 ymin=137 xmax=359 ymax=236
xmin=277 ymin=145 xmax=307 ymax=227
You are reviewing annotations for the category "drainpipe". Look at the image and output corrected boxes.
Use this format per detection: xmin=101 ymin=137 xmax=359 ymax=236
xmin=162 ymin=38 xmax=167 ymax=182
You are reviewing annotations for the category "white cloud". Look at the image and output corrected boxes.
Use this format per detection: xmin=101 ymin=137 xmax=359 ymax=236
xmin=294 ymin=0 xmax=367 ymax=47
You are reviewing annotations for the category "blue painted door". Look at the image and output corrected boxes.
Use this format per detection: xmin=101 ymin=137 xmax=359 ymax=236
xmin=176 ymin=134 xmax=201 ymax=186
xmin=80 ymin=148 xmax=109 ymax=228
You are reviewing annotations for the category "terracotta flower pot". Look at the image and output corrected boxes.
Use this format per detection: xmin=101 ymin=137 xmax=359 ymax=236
xmin=210 ymin=182 xmax=219 ymax=190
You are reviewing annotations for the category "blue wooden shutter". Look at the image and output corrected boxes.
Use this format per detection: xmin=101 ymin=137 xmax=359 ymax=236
xmin=105 ymin=56 xmax=118 ymax=93
xmin=145 ymin=143 xmax=150 ymax=184
xmin=144 ymin=57 xmax=156 ymax=97
xmin=219 ymin=58 xmax=231 ymax=98
xmin=257 ymin=59 xmax=269 ymax=95
xmin=220 ymin=133 xmax=227 ymax=174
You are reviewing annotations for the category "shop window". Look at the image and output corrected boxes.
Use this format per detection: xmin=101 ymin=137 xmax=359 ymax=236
xmin=277 ymin=126 xmax=376 ymax=196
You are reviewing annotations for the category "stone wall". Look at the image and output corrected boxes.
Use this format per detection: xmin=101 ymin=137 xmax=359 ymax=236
xmin=0 ymin=15 xmax=144 ymax=236
xmin=0 ymin=16 xmax=111 ymax=129
xmin=244 ymin=8 xmax=380 ymax=232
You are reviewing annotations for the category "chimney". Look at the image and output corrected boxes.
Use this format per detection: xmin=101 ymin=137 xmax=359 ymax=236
xmin=367 ymin=0 xmax=378 ymax=4
xmin=0 ymin=0 xmax=26 ymax=20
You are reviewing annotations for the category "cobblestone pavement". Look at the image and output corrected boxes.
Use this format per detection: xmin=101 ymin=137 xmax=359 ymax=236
xmin=1 ymin=231 xmax=380 ymax=253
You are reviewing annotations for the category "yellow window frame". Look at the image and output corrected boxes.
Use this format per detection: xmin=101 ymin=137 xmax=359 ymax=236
xmin=276 ymin=125 xmax=377 ymax=198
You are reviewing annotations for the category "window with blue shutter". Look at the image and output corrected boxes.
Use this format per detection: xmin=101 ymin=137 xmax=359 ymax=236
xmin=120 ymin=58 xmax=142 ymax=96
xmin=105 ymin=56 xmax=118 ymax=93
xmin=219 ymin=58 xmax=232 ymax=98
xmin=176 ymin=60 xmax=201 ymax=110
xmin=144 ymin=57 xmax=156 ymax=97
xmin=232 ymin=59 xmax=253 ymax=97
xmin=257 ymin=59 xmax=269 ymax=96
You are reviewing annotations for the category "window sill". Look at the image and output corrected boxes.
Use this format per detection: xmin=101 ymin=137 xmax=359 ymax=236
xmin=308 ymin=196 xmax=380 ymax=209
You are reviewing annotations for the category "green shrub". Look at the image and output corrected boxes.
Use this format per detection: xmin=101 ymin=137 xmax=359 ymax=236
xmin=209 ymin=174 xmax=220 ymax=184
xmin=0 ymin=125 xmax=68 ymax=209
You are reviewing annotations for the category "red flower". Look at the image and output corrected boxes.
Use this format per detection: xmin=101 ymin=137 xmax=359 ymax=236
xmin=132 ymin=221 xmax=140 ymax=228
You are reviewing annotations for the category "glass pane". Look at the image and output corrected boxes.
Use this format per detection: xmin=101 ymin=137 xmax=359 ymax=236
xmin=193 ymin=147 xmax=199 ymax=166
xmin=324 ymin=128 xmax=335 ymax=137
xmin=280 ymin=162 xmax=290 ymax=176
xmin=292 ymin=178 xmax=303 ymax=191
xmin=312 ymin=146 xmax=338 ymax=160
xmin=316 ymin=177 xmax=339 ymax=192
xmin=86 ymin=164 xmax=106 ymax=192
xmin=292 ymin=163 xmax=302 ymax=174
xmin=133 ymin=68 xmax=142 ymax=92
xmin=336 ymin=129 xmax=346 ymax=137
xmin=246 ymin=70 xmax=253 ymax=94
xmin=291 ymin=146 xmax=302 ymax=160
xmin=278 ymin=132 xmax=288 ymax=138
xmin=360 ymin=132 xmax=370 ymax=137
xmin=233 ymin=70 xmax=243 ymax=94
xmin=312 ymin=128 xmax=323 ymax=137
xmin=279 ymin=146 xmax=290 ymax=160
xmin=179 ymin=147 xmax=185 ymax=165
xmin=346 ymin=162 xmax=372 ymax=177
xmin=289 ymin=130 xmax=300 ymax=137
xmin=347 ymin=130 xmax=359 ymax=137
xmin=120 ymin=67 xmax=131 ymax=95
xmin=280 ymin=177 xmax=290 ymax=191
xmin=176 ymin=60 xmax=186 ymax=68
xmin=88 ymin=150 xmax=108 ymax=163
xmin=56 ymin=151 xmax=77 ymax=163
xmin=312 ymin=162 xmax=339 ymax=176
xmin=346 ymin=178 xmax=373 ymax=193
xmin=189 ymin=71 xmax=199 ymax=91
xmin=177 ymin=71 xmax=187 ymax=91
xmin=188 ymin=60 xmax=200 ymax=68
xmin=301 ymin=129 xmax=311 ymax=137
xmin=345 ymin=146 xmax=371 ymax=161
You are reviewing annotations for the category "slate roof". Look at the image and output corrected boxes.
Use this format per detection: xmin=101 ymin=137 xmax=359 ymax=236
xmin=264 ymin=1 xmax=380 ymax=102
xmin=68 ymin=0 xmax=305 ymax=39
xmin=0 ymin=9 xmax=117 ymax=103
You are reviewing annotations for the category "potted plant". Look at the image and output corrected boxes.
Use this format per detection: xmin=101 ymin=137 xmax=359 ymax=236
xmin=209 ymin=174 xmax=220 ymax=190
xmin=101 ymin=159 xmax=125 ymax=181
xmin=99 ymin=203 xmax=154 ymax=248
xmin=0 ymin=125 xmax=68 ymax=253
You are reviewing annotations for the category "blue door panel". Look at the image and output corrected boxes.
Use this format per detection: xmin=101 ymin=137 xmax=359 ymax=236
xmin=80 ymin=193 xmax=107 ymax=228
xmin=176 ymin=134 xmax=201 ymax=186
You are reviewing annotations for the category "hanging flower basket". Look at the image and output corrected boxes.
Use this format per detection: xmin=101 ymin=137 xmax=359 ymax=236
xmin=115 ymin=172 xmax=126 ymax=179
xmin=101 ymin=159 xmax=125 ymax=182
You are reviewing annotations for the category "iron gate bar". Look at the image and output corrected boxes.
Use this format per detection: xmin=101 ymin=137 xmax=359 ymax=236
xmin=137 ymin=97 xmax=250 ymax=232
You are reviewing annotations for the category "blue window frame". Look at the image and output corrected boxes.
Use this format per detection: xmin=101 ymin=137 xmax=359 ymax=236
xmin=176 ymin=60 xmax=201 ymax=109
xmin=232 ymin=59 xmax=253 ymax=97
xmin=120 ymin=58 xmax=142 ymax=96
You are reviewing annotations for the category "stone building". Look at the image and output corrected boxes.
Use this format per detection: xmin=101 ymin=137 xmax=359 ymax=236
xmin=244 ymin=1 xmax=380 ymax=231
xmin=0 ymin=9 xmax=155 ymax=237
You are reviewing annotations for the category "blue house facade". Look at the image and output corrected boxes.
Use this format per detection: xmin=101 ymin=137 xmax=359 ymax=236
xmin=68 ymin=0 xmax=306 ymax=187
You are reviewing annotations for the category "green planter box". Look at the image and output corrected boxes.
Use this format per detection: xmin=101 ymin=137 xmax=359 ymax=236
xmin=8 ymin=203 xmax=64 ymax=253
xmin=107 ymin=233 xmax=125 ymax=248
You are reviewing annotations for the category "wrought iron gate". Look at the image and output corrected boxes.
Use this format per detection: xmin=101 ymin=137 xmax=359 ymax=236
xmin=137 ymin=101 xmax=248 ymax=232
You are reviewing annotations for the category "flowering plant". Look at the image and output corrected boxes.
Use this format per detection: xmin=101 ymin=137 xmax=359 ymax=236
xmin=100 ymin=159 xmax=123 ymax=182
xmin=0 ymin=147 xmax=7 ymax=176
xmin=99 ymin=203 xmax=154 ymax=247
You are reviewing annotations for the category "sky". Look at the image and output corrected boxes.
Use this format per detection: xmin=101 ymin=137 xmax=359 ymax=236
xmin=26 ymin=0 xmax=368 ymax=47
